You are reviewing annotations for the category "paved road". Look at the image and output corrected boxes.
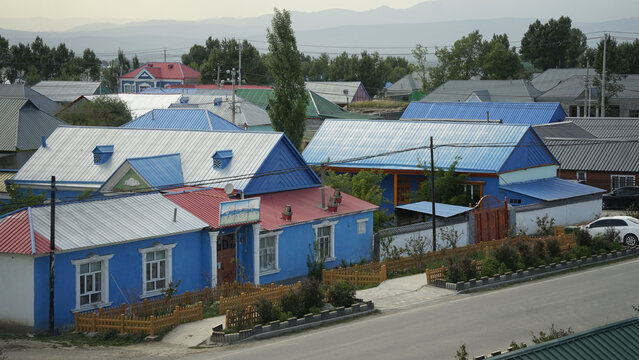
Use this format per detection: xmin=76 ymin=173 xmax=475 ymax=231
xmin=179 ymin=257 xmax=639 ymax=360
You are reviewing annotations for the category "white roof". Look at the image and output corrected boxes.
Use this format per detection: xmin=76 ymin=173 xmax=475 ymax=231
xmin=30 ymin=193 xmax=208 ymax=251
xmin=85 ymin=94 xmax=182 ymax=118
xmin=14 ymin=126 xmax=284 ymax=191
xmin=305 ymin=82 xmax=362 ymax=104
xmin=171 ymin=95 xmax=271 ymax=127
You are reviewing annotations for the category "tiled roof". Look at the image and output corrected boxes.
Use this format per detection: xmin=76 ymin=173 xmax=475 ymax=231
xmin=120 ymin=62 xmax=200 ymax=80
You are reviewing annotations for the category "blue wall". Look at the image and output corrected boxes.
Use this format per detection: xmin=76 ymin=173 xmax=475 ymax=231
xmin=498 ymin=189 xmax=540 ymax=206
xmin=33 ymin=230 xmax=210 ymax=331
xmin=259 ymin=210 xmax=374 ymax=284
xmin=120 ymin=79 xmax=183 ymax=93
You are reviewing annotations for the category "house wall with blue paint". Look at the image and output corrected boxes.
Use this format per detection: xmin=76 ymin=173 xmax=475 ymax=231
xmin=259 ymin=210 xmax=374 ymax=284
xmin=498 ymin=189 xmax=542 ymax=206
xmin=32 ymin=230 xmax=210 ymax=331
xmin=121 ymin=79 xmax=185 ymax=93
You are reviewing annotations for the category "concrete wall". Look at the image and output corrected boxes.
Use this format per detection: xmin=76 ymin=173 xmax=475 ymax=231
xmin=0 ymin=253 xmax=34 ymax=330
xmin=513 ymin=195 xmax=602 ymax=234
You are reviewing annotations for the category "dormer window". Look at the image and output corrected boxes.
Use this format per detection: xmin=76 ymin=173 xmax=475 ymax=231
xmin=212 ymin=150 xmax=233 ymax=169
xmin=93 ymin=145 xmax=114 ymax=165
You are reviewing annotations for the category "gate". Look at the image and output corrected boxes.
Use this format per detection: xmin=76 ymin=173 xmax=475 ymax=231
xmin=472 ymin=195 xmax=508 ymax=243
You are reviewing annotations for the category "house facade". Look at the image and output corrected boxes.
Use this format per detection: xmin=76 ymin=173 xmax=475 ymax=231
xmin=119 ymin=62 xmax=200 ymax=93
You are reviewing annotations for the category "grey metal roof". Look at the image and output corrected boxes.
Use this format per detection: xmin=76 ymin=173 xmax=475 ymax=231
xmin=32 ymin=81 xmax=110 ymax=103
xmin=386 ymin=72 xmax=425 ymax=97
xmin=396 ymin=201 xmax=471 ymax=218
xmin=29 ymin=193 xmax=208 ymax=251
xmin=531 ymin=68 xmax=588 ymax=92
xmin=544 ymin=137 xmax=639 ymax=172
xmin=538 ymin=74 xmax=639 ymax=102
xmin=533 ymin=122 xmax=596 ymax=140
xmin=0 ymin=84 xmax=60 ymax=115
xmin=419 ymin=80 xmax=542 ymax=103
xmin=567 ymin=117 xmax=639 ymax=139
xmin=169 ymin=94 xmax=272 ymax=128
xmin=500 ymin=177 xmax=604 ymax=201
xmin=13 ymin=126 xmax=285 ymax=191
xmin=0 ymin=97 xmax=65 ymax=151
xmin=85 ymin=94 xmax=182 ymax=118
xmin=305 ymin=82 xmax=365 ymax=104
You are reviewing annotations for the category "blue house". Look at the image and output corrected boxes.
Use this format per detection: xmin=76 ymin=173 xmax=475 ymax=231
xmin=119 ymin=62 xmax=200 ymax=93
xmin=303 ymin=119 xmax=602 ymax=212
xmin=121 ymin=108 xmax=243 ymax=131
xmin=400 ymin=102 xmax=566 ymax=125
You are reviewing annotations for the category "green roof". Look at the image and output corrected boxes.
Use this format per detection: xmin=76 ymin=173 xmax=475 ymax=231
xmin=235 ymin=89 xmax=375 ymax=120
xmin=491 ymin=316 xmax=639 ymax=360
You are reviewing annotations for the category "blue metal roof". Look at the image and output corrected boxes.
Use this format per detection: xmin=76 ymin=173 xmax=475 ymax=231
xmin=128 ymin=153 xmax=184 ymax=189
xmin=400 ymin=102 xmax=566 ymax=125
xmin=500 ymin=177 xmax=605 ymax=201
xmin=121 ymin=109 xmax=242 ymax=131
xmin=396 ymin=201 xmax=472 ymax=218
xmin=303 ymin=119 xmax=556 ymax=173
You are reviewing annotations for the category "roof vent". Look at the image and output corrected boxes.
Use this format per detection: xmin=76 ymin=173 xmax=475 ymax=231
xmin=214 ymin=97 xmax=223 ymax=106
xmin=168 ymin=64 xmax=174 ymax=69
xmin=212 ymin=150 xmax=233 ymax=169
xmin=93 ymin=145 xmax=114 ymax=165
xmin=327 ymin=196 xmax=338 ymax=212
xmin=281 ymin=205 xmax=292 ymax=221
xmin=334 ymin=190 xmax=342 ymax=204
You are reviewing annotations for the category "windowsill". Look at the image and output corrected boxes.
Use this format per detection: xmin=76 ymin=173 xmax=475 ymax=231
xmin=323 ymin=257 xmax=337 ymax=263
xmin=260 ymin=268 xmax=280 ymax=276
xmin=139 ymin=290 xmax=165 ymax=299
xmin=72 ymin=301 xmax=112 ymax=313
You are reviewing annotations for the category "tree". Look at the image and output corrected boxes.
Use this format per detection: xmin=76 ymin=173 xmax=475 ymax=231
xmin=587 ymin=35 xmax=626 ymax=114
xmin=417 ymin=159 xmax=470 ymax=206
xmin=520 ymin=16 xmax=586 ymax=70
xmin=81 ymin=49 xmax=101 ymax=81
xmin=481 ymin=34 xmax=522 ymax=80
xmin=0 ymin=35 xmax=10 ymax=81
xmin=58 ymin=96 xmax=132 ymax=126
xmin=102 ymin=49 xmax=131 ymax=92
xmin=412 ymin=44 xmax=431 ymax=93
xmin=265 ymin=8 xmax=308 ymax=150
xmin=0 ymin=184 xmax=46 ymax=216
xmin=429 ymin=30 xmax=485 ymax=89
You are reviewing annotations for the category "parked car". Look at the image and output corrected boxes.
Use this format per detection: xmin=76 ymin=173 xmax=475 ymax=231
xmin=581 ymin=216 xmax=639 ymax=245
xmin=602 ymin=186 xmax=639 ymax=210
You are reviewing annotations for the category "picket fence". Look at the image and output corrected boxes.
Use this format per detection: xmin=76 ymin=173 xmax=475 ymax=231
xmin=219 ymin=282 xmax=302 ymax=314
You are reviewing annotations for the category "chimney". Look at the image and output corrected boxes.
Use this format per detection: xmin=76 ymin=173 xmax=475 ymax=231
xmin=334 ymin=190 xmax=342 ymax=204
xmin=327 ymin=196 xmax=338 ymax=212
xmin=281 ymin=205 xmax=292 ymax=221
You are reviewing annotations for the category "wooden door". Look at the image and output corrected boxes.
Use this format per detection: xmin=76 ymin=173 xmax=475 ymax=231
xmin=217 ymin=234 xmax=236 ymax=285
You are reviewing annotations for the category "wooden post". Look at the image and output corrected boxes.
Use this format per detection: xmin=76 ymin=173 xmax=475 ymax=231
xmin=381 ymin=264 xmax=387 ymax=282
xmin=120 ymin=314 xmax=125 ymax=334
xmin=198 ymin=301 xmax=203 ymax=319
xmin=225 ymin=310 xmax=230 ymax=329
xmin=121 ymin=303 xmax=126 ymax=315
xmin=144 ymin=299 xmax=148 ymax=315
xmin=149 ymin=315 xmax=155 ymax=336
xmin=91 ymin=312 xmax=96 ymax=333
xmin=354 ymin=271 xmax=359 ymax=287
xmin=174 ymin=305 xmax=180 ymax=325
xmin=74 ymin=313 xmax=79 ymax=332
xmin=185 ymin=291 xmax=190 ymax=304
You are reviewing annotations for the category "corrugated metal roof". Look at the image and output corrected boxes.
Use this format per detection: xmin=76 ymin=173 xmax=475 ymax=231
xmin=164 ymin=188 xmax=243 ymax=229
xmin=85 ymin=94 xmax=182 ymax=118
xmin=544 ymin=138 xmax=639 ymax=172
xmin=419 ymin=80 xmax=542 ymax=103
xmin=12 ymin=127 xmax=286 ymax=192
xmin=0 ymin=84 xmax=60 ymax=115
xmin=121 ymin=108 xmax=242 ymax=131
xmin=386 ymin=72 xmax=425 ymax=97
xmin=0 ymin=209 xmax=51 ymax=255
xmin=169 ymin=95 xmax=272 ymax=128
xmin=531 ymin=68 xmax=589 ymax=92
xmin=0 ymin=98 xmax=65 ymax=151
xmin=490 ymin=316 xmax=639 ymax=360
xmin=395 ymin=202 xmax=471 ymax=218
xmin=32 ymin=81 xmax=110 ymax=102
xmin=21 ymin=193 xmax=207 ymax=253
xmin=401 ymin=102 xmax=566 ymax=125
xmin=120 ymin=62 xmax=200 ymax=80
xmin=305 ymin=82 xmax=370 ymax=105
xmin=0 ymin=171 xmax=17 ymax=193
xmin=500 ymin=177 xmax=604 ymax=201
xmin=532 ymin=122 xmax=596 ymax=140
xmin=141 ymin=88 xmax=232 ymax=96
xmin=567 ymin=117 xmax=639 ymax=139
xmin=128 ymin=154 xmax=184 ymax=189
xmin=303 ymin=119 xmax=543 ymax=173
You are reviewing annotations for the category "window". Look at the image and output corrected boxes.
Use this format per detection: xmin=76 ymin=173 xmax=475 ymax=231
xmin=139 ymin=243 xmax=176 ymax=298
xmin=313 ymin=220 xmax=337 ymax=261
xmin=576 ymin=171 xmax=587 ymax=182
xmin=259 ymin=232 xmax=280 ymax=274
xmin=611 ymin=175 xmax=635 ymax=190
xmin=589 ymin=220 xmax=609 ymax=228
xmin=357 ymin=218 xmax=368 ymax=234
xmin=138 ymin=83 xmax=151 ymax=92
xmin=609 ymin=219 xmax=628 ymax=227
xmin=124 ymin=84 xmax=132 ymax=93
xmin=459 ymin=182 xmax=483 ymax=205
xmin=629 ymin=109 xmax=639 ymax=118
xmin=509 ymin=198 xmax=522 ymax=205
xmin=71 ymin=254 xmax=113 ymax=311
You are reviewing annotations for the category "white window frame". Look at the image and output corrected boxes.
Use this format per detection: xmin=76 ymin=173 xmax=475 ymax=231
xmin=123 ymin=84 xmax=132 ymax=93
xmin=576 ymin=171 xmax=587 ymax=182
xmin=259 ymin=231 xmax=281 ymax=275
xmin=611 ymin=175 xmax=635 ymax=190
xmin=139 ymin=243 xmax=176 ymax=298
xmin=312 ymin=220 xmax=338 ymax=262
xmin=71 ymin=254 xmax=113 ymax=312
xmin=357 ymin=218 xmax=368 ymax=235
xmin=138 ymin=82 xmax=152 ymax=93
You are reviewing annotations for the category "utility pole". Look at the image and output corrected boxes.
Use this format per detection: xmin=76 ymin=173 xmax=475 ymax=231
xmin=164 ymin=49 xmax=167 ymax=62
xmin=230 ymin=68 xmax=236 ymax=125
xmin=216 ymin=64 xmax=221 ymax=89
xmin=238 ymin=42 xmax=243 ymax=89
xmin=49 ymin=176 xmax=56 ymax=335
xmin=430 ymin=137 xmax=437 ymax=251
xmin=601 ymin=33 xmax=608 ymax=118
xmin=586 ymin=59 xmax=590 ymax=117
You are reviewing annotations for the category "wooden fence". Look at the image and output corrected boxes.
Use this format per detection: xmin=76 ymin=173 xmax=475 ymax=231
xmin=219 ymin=282 xmax=302 ymax=314
xmin=322 ymin=264 xmax=387 ymax=286
xmin=225 ymin=305 xmax=260 ymax=330
xmin=75 ymin=301 xmax=203 ymax=336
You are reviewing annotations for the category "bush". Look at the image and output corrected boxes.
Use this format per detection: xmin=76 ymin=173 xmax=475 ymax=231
xmin=531 ymin=324 xmax=574 ymax=344
xmin=533 ymin=240 xmax=547 ymax=263
xmin=255 ymin=297 xmax=280 ymax=325
xmin=601 ymin=227 xmax=621 ymax=244
xmin=445 ymin=256 xmax=477 ymax=283
xmin=546 ymin=238 xmax=561 ymax=259
xmin=280 ymin=290 xmax=306 ymax=318
xmin=494 ymin=243 xmax=519 ymax=271
xmin=300 ymin=279 xmax=324 ymax=310
xmin=327 ymin=281 xmax=356 ymax=308
xmin=480 ymin=257 xmax=500 ymax=277
xmin=574 ymin=245 xmax=592 ymax=258
xmin=535 ymin=215 xmax=556 ymax=236
xmin=518 ymin=241 xmax=538 ymax=268
xmin=574 ymin=228 xmax=592 ymax=248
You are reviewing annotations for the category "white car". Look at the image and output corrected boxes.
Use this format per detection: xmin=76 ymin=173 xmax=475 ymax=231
xmin=581 ymin=216 xmax=639 ymax=246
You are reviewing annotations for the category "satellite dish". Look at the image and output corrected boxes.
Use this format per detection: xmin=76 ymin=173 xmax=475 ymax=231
xmin=224 ymin=183 xmax=234 ymax=196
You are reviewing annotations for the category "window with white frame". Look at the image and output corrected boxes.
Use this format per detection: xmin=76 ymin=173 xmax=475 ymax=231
xmin=357 ymin=218 xmax=368 ymax=235
xmin=139 ymin=243 xmax=176 ymax=297
xmin=611 ymin=175 xmax=635 ymax=190
xmin=576 ymin=171 xmax=587 ymax=182
xmin=124 ymin=84 xmax=132 ymax=93
xmin=313 ymin=220 xmax=337 ymax=261
xmin=71 ymin=254 xmax=113 ymax=311
xmin=259 ymin=232 xmax=280 ymax=274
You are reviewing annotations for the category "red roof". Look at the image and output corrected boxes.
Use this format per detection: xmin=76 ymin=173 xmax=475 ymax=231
xmin=166 ymin=84 xmax=273 ymax=90
xmin=0 ymin=209 xmax=53 ymax=255
xmin=256 ymin=187 xmax=377 ymax=231
xmin=120 ymin=62 xmax=200 ymax=80
xmin=163 ymin=188 xmax=248 ymax=229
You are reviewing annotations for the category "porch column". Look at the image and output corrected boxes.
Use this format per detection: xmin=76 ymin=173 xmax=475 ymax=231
xmin=209 ymin=231 xmax=219 ymax=287
xmin=252 ymin=223 xmax=261 ymax=285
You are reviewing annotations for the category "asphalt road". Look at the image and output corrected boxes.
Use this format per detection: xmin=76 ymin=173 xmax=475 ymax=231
xmin=179 ymin=257 xmax=639 ymax=360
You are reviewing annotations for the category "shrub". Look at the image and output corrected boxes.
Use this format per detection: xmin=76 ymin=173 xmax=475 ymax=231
xmin=480 ymin=257 xmax=500 ymax=277
xmin=494 ymin=243 xmax=519 ymax=271
xmin=518 ymin=241 xmax=538 ymax=268
xmin=533 ymin=240 xmax=547 ymax=263
xmin=601 ymin=227 xmax=621 ymax=244
xmin=531 ymin=324 xmax=574 ymax=344
xmin=497 ymin=262 xmax=509 ymax=275
xmin=255 ymin=297 xmax=280 ymax=325
xmin=535 ymin=215 xmax=556 ymax=236
xmin=278 ymin=311 xmax=293 ymax=322
xmin=574 ymin=228 xmax=592 ymax=248
xmin=300 ymin=279 xmax=324 ymax=310
xmin=327 ymin=281 xmax=356 ymax=308
xmin=280 ymin=290 xmax=306 ymax=318
xmin=574 ymin=245 xmax=592 ymax=258
xmin=445 ymin=256 xmax=477 ymax=283
xmin=546 ymin=238 xmax=561 ymax=259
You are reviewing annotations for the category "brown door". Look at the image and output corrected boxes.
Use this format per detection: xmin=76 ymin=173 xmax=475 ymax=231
xmin=217 ymin=234 xmax=236 ymax=285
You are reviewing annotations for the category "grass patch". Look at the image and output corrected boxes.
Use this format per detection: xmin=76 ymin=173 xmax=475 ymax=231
xmin=348 ymin=100 xmax=408 ymax=109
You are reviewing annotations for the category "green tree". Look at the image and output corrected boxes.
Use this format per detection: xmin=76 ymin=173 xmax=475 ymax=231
xmin=587 ymin=35 xmax=626 ymax=114
xmin=429 ymin=30 xmax=485 ymax=89
xmin=0 ymin=184 xmax=46 ymax=216
xmin=58 ymin=96 xmax=132 ymax=126
xmin=0 ymin=35 xmax=10 ymax=81
xmin=132 ymin=55 xmax=140 ymax=70
xmin=417 ymin=159 xmax=470 ymax=206
xmin=102 ymin=49 xmax=131 ymax=92
xmin=481 ymin=34 xmax=522 ymax=80
xmin=266 ymin=8 xmax=308 ymax=150
xmin=412 ymin=44 xmax=431 ymax=93
xmin=81 ymin=49 xmax=101 ymax=81
xmin=520 ymin=16 xmax=586 ymax=70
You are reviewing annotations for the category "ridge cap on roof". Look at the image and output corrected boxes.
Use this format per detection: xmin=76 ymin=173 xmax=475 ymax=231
xmin=126 ymin=153 xmax=181 ymax=162
xmin=55 ymin=125 xmax=277 ymax=135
